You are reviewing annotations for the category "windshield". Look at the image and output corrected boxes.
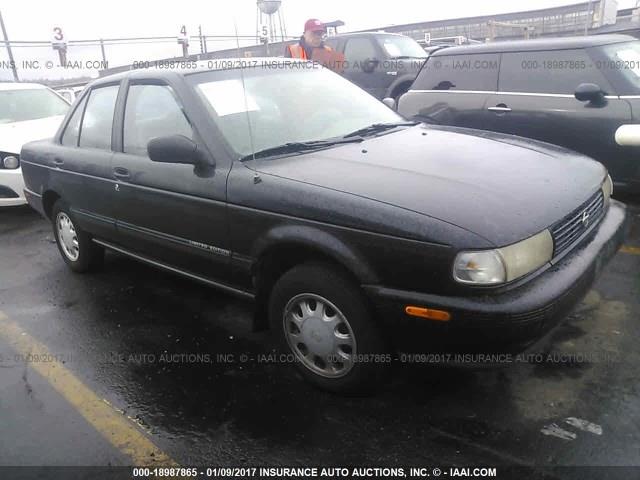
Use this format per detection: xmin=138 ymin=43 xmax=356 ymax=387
xmin=189 ymin=64 xmax=402 ymax=157
xmin=378 ymin=35 xmax=428 ymax=59
xmin=599 ymin=41 xmax=640 ymax=94
xmin=0 ymin=88 xmax=69 ymax=124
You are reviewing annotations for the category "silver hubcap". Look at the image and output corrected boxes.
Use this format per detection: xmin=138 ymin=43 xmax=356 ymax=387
xmin=283 ymin=294 xmax=356 ymax=378
xmin=56 ymin=212 xmax=79 ymax=261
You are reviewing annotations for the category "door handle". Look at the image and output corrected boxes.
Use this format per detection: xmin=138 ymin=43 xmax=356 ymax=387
xmin=487 ymin=105 xmax=512 ymax=113
xmin=53 ymin=158 xmax=64 ymax=167
xmin=113 ymin=167 xmax=130 ymax=179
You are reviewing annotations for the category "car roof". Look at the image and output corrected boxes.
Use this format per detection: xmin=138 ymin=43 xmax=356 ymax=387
xmin=431 ymin=34 xmax=637 ymax=56
xmin=89 ymin=57 xmax=311 ymax=88
xmin=0 ymin=82 xmax=48 ymax=91
xmin=332 ymin=32 xmax=407 ymax=39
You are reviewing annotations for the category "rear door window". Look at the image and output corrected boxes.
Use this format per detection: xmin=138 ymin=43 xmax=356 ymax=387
xmin=79 ymin=85 xmax=119 ymax=150
xmin=344 ymin=37 xmax=378 ymax=63
xmin=413 ymin=54 xmax=500 ymax=91
xmin=499 ymin=50 xmax=612 ymax=95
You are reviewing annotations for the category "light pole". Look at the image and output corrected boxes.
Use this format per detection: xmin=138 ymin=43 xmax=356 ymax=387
xmin=0 ymin=9 xmax=18 ymax=81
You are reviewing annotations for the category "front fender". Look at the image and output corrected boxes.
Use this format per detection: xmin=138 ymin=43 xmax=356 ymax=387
xmin=250 ymin=224 xmax=380 ymax=284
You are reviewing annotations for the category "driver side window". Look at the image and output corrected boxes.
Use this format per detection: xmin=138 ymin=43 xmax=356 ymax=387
xmin=123 ymin=84 xmax=194 ymax=157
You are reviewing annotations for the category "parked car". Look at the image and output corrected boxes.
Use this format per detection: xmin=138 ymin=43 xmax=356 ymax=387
xmin=0 ymin=82 xmax=69 ymax=207
xmin=397 ymin=35 xmax=640 ymax=193
xmin=21 ymin=60 xmax=626 ymax=392
xmin=325 ymin=32 xmax=428 ymax=100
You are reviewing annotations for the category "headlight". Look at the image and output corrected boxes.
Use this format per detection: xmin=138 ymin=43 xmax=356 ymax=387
xmin=602 ymin=174 xmax=613 ymax=205
xmin=453 ymin=250 xmax=505 ymax=285
xmin=2 ymin=155 xmax=19 ymax=169
xmin=454 ymin=230 xmax=553 ymax=286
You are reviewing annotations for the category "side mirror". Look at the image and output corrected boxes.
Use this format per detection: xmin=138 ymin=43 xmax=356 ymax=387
xmin=575 ymin=83 xmax=605 ymax=103
xmin=362 ymin=58 xmax=379 ymax=73
xmin=147 ymin=135 xmax=209 ymax=165
xmin=382 ymin=97 xmax=397 ymax=110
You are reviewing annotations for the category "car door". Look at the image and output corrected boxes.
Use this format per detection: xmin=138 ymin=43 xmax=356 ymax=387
xmin=110 ymin=80 xmax=232 ymax=281
xmin=53 ymin=84 xmax=120 ymax=241
xmin=484 ymin=49 xmax=633 ymax=183
xmin=342 ymin=36 xmax=390 ymax=99
xmin=398 ymin=53 xmax=500 ymax=128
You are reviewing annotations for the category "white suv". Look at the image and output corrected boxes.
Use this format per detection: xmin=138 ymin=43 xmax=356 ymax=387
xmin=0 ymin=83 xmax=69 ymax=206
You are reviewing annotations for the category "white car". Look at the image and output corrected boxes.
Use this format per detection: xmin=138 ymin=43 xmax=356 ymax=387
xmin=0 ymin=83 xmax=69 ymax=206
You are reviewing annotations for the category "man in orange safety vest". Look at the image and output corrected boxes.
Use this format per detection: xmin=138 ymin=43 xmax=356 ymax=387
xmin=285 ymin=19 xmax=333 ymax=60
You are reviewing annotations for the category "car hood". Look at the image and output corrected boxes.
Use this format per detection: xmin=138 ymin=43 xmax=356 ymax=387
xmin=0 ymin=115 xmax=65 ymax=154
xmin=252 ymin=125 xmax=607 ymax=246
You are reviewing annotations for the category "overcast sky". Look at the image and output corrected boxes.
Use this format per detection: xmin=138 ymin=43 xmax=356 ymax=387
xmin=0 ymin=0 xmax=637 ymax=81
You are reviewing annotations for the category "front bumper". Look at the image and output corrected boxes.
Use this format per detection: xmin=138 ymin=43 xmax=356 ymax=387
xmin=364 ymin=200 xmax=629 ymax=353
xmin=0 ymin=167 xmax=27 ymax=207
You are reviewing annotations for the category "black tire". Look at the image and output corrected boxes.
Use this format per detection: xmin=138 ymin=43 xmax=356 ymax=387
xmin=268 ymin=262 xmax=389 ymax=393
xmin=52 ymin=199 xmax=104 ymax=273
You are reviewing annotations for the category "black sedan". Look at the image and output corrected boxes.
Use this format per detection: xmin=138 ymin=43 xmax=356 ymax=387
xmin=20 ymin=59 xmax=627 ymax=392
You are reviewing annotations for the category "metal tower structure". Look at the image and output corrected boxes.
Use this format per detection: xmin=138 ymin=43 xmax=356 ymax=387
xmin=256 ymin=0 xmax=287 ymax=45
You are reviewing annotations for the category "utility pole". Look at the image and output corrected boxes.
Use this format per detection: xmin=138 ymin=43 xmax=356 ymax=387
xmin=100 ymin=39 xmax=107 ymax=64
xmin=0 ymin=10 xmax=18 ymax=81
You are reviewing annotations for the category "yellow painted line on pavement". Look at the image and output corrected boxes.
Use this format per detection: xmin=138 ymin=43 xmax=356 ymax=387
xmin=0 ymin=311 xmax=177 ymax=467
xmin=621 ymin=245 xmax=640 ymax=255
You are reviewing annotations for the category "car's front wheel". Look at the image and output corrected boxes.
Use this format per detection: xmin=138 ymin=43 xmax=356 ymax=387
xmin=269 ymin=262 xmax=389 ymax=393
xmin=52 ymin=200 xmax=104 ymax=273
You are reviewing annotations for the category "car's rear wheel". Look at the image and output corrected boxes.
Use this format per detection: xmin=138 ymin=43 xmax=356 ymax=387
xmin=269 ymin=262 xmax=389 ymax=393
xmin=52 ymin=200 xmax=104 ymax=273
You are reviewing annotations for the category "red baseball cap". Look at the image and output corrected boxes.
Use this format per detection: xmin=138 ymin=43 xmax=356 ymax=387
xmin=304 ymin=19 xmax=327 ymax=33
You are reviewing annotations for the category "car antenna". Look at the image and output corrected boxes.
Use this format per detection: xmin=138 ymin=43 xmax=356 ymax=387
xmin=233 ymin=17 xmax=259 ymax=180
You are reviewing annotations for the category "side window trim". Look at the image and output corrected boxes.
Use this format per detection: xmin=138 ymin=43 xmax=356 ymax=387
xmin=112 ymin=78 xmax=128 ymax=153
xmin=76 ymin=90 xmax=90 ymax=148
xmin=496 ymin=53 xmax=504 ymax=93
xmin=408 ymin=89 xmax=620 ymax=99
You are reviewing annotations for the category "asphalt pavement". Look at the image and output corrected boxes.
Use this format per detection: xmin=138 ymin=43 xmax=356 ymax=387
xmin=0 ymin=200 xmax=639 ymax=476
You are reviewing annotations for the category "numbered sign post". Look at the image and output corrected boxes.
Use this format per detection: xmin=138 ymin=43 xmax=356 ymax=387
xmin=177 ymin=25 xmax=189 ymax=58
xmin=51 ymin=26 xmax=67 ymax=65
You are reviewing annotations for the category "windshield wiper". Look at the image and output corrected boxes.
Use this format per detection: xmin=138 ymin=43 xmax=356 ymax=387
xmin=343 ymin=121 xmax=420 ymax=139
xmin=241 ymin=137 xmax=364 ymax=161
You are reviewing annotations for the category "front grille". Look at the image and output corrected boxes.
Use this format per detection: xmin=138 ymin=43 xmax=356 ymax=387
xmin=551 ymin=191 xmax=604 ymax=257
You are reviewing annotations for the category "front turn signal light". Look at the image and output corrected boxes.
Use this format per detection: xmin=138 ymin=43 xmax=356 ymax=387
xmin=405 ymin=306 xmax=451 ymax=322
